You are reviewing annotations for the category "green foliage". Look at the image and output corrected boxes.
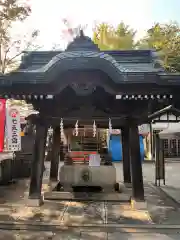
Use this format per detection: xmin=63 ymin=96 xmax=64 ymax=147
xmin=93 ymin=21 xmax=180 ymax=72
xmin=93 ymin=22 xmax=136 ymax=50
xmin=114 ymin=22 xmax=136 ymax=50
xmin=138 ymin=22 xmax=180 ymax=72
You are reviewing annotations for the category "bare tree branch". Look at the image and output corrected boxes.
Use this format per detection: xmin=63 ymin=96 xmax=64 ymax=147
xmin=0 ymin=0 xmax=41 ymax=73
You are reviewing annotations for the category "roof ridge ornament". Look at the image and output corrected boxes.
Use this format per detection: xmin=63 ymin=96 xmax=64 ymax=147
xmin=66 ymin=30 xmax=99 ymax=52
xmin=79 ymin=29 xmax=84 ymax=38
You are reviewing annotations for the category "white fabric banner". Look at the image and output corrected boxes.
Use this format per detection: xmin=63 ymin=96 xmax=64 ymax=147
xmin=138 ymin=124 xmax=150 ymax=135
xmin=6 ymin=107 xmax=21 ymax=151
xmin=109 ymin=124 xmax=150 ymax=135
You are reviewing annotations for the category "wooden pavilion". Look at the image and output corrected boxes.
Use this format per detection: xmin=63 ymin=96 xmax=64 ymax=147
xmin=1 ymin=30 xmax=180 ymax=206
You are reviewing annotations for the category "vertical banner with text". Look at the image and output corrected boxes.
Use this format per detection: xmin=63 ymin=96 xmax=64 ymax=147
xmin=6 ymin=108 xmax=21 ymax=152
xmin=0 ymin=99 xmax=6 ymax=152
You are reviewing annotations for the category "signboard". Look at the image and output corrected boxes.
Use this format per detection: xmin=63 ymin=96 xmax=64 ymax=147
xmin=6 ymin=108 xmax=21 ymax=151
xmin=0 ymin=99 xmax=6 ymax=152
xmin=89 ymin=153 xmax=101 ymax=167
xmin=109 ymin=124 xmax=150 ymax=135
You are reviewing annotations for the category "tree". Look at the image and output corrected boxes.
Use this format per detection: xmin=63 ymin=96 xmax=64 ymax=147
xmin=93 ymin=23 xmax=112 ymax=50
xmin=0 ymin=0 xmax=39 ymax=73
xmin=61 ymin=18 xmax=87 ymax=43
xmin=93 ymin=22 xmax=136 ymax=50
xmin=138 ymin=22 xmax=180 ymax=72
xmin=114 ymin=22 xmax=136 ymax=50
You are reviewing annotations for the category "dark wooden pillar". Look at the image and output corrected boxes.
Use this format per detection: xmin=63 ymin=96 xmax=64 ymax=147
xmin=60 ymin=141 xmax=64 ymax=162
xmin=129 ymin=122 xmax=144 ymax=201
xmin=121 ymin=127 xmax=131 ymax=185
xmin=29 ymin=121 xmax=47 ymax=203
xmin=155 ymin=134 xmax=165 ymax=186
xmin=49 ymin=126 xmax=60 ymax=181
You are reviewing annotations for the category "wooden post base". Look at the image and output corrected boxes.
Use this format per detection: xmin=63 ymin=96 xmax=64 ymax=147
xmin=27 ymin=195 xmax=44 ymax=207
xmin=130 ymin=197 xmax=147 ymax=210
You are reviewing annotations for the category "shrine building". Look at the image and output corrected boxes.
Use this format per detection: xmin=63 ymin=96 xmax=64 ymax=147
xmin=1 ymin=30 xmax=180 ymax=206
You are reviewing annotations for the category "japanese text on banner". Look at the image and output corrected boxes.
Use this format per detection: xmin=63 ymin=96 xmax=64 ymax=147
xmin=6 ymin=108 xmax=21 ymax=152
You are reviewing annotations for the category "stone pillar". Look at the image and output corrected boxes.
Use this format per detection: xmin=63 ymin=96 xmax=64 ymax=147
xmin=28 ymin=121 xmax=47 ymax=206
xmin=49 ymin=126 xmax=60 ymax=181
xmin=121 ymin=127 xmax=131 ymax=186
xmin=129 ymin=122 xmax=144 ymax=202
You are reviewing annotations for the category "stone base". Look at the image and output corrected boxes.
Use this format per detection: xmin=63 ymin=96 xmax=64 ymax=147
xmin=27 ymin=195 xmax=44 ymax=207
xmin=48 ymin=180 xmax=58 ymax=191
xmin=130 ymin=197 xmax=147 ymax=210
xmin=44 ymin=191 xmax=130 ymax=202
xmin=124 ymin=182 xmax=132 ymax=188
xmin=59 ymin=165 xmax=116 ymax=190
xmin=115 ymin=182 xmax=126 ymax=192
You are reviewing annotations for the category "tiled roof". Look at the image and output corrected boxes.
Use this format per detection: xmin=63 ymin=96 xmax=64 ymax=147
xmin=17 ymin=32 xmax=165 ymax=73
xmin=19 ymin=49 xmax=164 ymax=73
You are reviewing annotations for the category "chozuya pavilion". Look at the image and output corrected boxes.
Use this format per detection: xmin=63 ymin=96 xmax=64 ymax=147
xmin=1 ymin=30 xmax=180 ymax=206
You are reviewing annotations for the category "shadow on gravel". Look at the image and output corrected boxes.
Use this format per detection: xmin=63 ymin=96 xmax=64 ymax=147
xmin=0 ymin=229 xmax=80 ymax=240
xmin=145 ymin=185 xmax=180 ymax=225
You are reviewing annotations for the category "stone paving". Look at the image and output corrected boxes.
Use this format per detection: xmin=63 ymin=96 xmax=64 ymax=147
xmin=114 ymin=161 xmax=180 ymax=187
xmin=144 ymin=184 xmax=180 ymax=224
xmin=160 ymin=185 xmax=180 ymax=205
xmin=0 ymin=162 xmax=180 ymax=239
xmin=0 ymin=230 xmax=179 ymax=240
xmin=0 ymin=162 xmax=150 ymax=225
xmin=0 ymin=195 xmax=151 ymax=225
xmin=0 ymin=231 xmax=179 ymax=240
xmin=115 ymin=162 xmax=180 ymax=225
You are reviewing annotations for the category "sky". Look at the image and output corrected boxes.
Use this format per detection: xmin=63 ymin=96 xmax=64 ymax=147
xmin=16 ymin=0 xmax=180 ymax=50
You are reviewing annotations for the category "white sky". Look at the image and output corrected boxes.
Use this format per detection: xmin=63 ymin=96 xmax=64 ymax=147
xmin=18 ymin=0 xmax=155 ymax=50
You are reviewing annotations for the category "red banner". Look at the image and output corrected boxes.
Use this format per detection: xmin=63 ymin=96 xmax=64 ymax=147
xmin=0 ymin=99 xmax=6 ymax=152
